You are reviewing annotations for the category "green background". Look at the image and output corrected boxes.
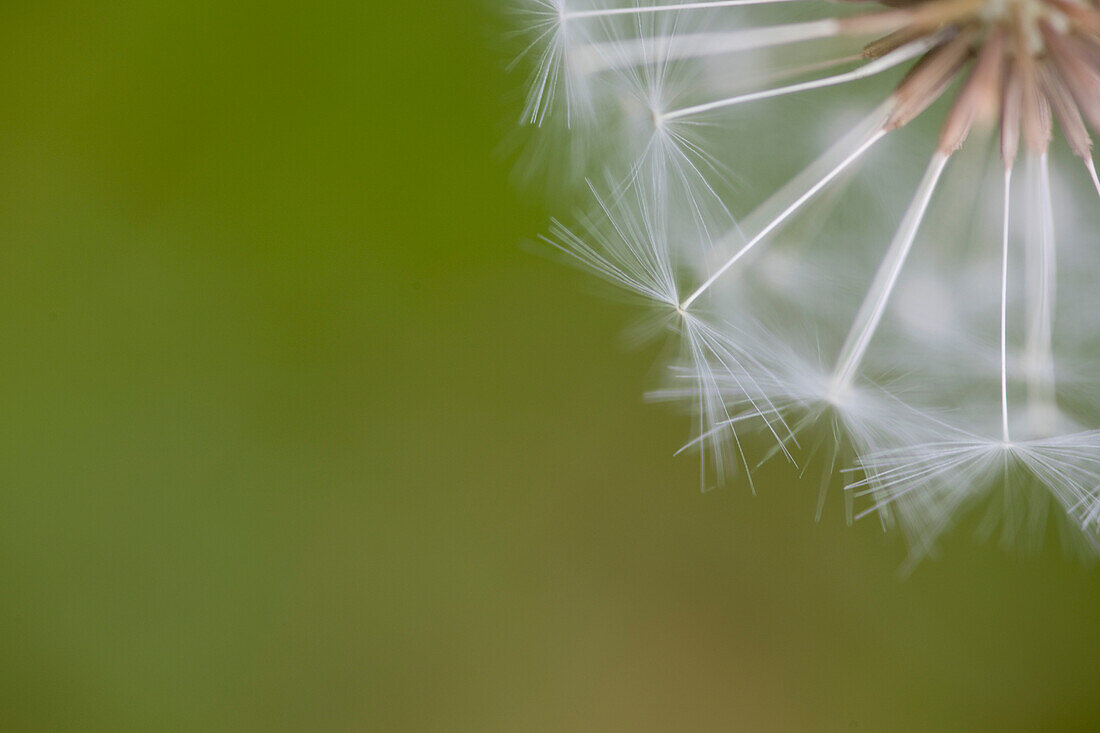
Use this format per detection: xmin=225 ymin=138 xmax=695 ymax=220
xmin=2 ymin=2 xmax=1099 ymax=730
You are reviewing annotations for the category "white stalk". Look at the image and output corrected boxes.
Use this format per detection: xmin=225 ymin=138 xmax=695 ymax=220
xmin=831 ymin=152 xmax=950 ymax=392
xmin=1000 ymin=167 xmax=1013 ymax=444
xmin=680 ymin=124 xmax=888 ymax=310
xmin=660 ymin=36 xmax=937 ymax=121
xmin=1024 ymin=153 xmax=1058 ymax=429
xmin=571 ymin=20 xmax=841 ymax=75
xmin=563 ymin=0 xmax=808 ymax=20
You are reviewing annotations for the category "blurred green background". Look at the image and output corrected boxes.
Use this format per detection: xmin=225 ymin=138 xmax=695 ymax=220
xmin=2 ymin=2 xmax=1100 ymax=731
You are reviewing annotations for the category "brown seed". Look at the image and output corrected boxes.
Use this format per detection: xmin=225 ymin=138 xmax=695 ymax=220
xmin=1015 ymin=18 xmax=1053 ymax=153
xmin=1040 ymin=62 xmax=1093 ymax=159
xmin=1002 ymin=61 xmax=1023 ymax=167
xmin=1040 ymin=20 xmax=1100 ymax=132
xmin=887 ymin=30 xmax=976 ymax=131
xmin=938 ymin=34 xmax=1005 ymax=152
xmin=863 ymin=26 xmax=936 ymax=60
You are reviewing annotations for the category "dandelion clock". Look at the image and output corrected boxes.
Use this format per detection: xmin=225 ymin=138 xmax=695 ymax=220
xmin=512 ymin=0 xmax=1100 ymax=564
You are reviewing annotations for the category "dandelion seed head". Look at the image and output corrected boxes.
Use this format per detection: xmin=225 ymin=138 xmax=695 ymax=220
xmin=513 ymin=0 xmax=1100 ymax=563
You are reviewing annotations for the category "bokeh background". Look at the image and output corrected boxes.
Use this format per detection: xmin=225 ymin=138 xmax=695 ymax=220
xmin=2 ymin=2 xmax=1100 ymax=731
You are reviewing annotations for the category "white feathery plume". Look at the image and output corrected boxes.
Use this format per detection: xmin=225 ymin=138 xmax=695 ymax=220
xmin=543 ymin=180 xmax=797 ymax=487
xmin=852 ymin=425 xmax=1100 ymax=566
xmin=542 ymin=180 xmax=679 ymax=308
xmin=512 ymin=0 xmax=600 ymax=127
xmin=601 ymin=6 xmax=741 ymax=251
